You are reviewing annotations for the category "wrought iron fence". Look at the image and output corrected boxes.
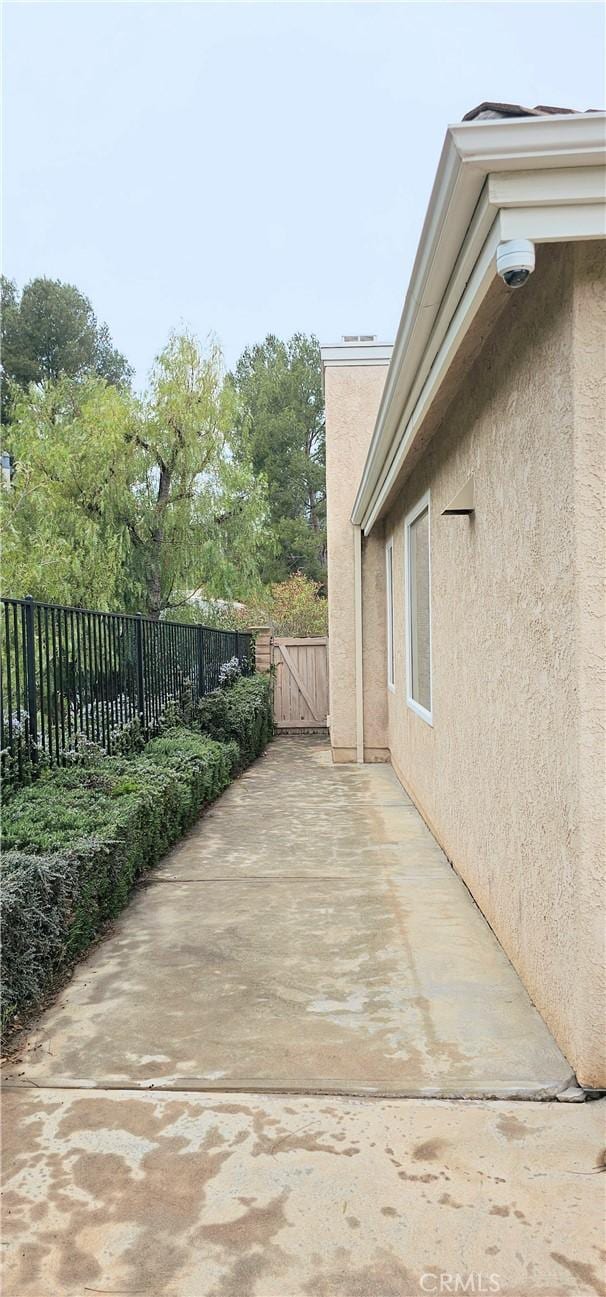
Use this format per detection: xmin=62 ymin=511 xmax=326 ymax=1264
xmin=1 ymin=596 xmax=252 ymax=789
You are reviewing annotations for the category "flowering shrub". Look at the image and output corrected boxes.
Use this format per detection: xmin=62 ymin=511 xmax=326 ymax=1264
xmin=218 ymin=656 xmax=242 ymax=687
xmin=61 ymin=733 xmax=106 ymax=764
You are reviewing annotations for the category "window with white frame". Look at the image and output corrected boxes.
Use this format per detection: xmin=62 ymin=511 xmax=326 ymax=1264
xmin=405 ymin=492 xmax=432 ymax=722
xmin=386 ymin=537 xmax=395 ymax=690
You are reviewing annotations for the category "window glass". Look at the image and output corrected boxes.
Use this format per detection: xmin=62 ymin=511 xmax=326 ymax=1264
xmin=408 ymin=505 xmax=431 ymax=713
xmin=386 ymin=541 xmax=394 ymax=688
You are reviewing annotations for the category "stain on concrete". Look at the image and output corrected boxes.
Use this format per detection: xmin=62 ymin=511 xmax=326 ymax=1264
xmin=303 ymin=1254 xmax=414 ymax=1296
xmin=551 ymin=1252 xmax=606 ymax=1295
xmin=412 ymin=1138 xmax=448 ymax=1161
xmin=496 ymin=1112 xmax=537 ymax=1141
xmin=2 ymin=1090 xmax=605 ymax=1296
xmin=195 ymin=1189 xmax=289 ymax=1252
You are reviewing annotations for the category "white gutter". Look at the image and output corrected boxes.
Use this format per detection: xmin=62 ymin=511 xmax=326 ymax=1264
xmin=352 ymin=112 xmax=606 ymax=533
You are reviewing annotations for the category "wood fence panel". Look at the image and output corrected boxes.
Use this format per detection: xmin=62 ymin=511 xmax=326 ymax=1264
xmin=272 ymin=636 xmax=328 ymax=729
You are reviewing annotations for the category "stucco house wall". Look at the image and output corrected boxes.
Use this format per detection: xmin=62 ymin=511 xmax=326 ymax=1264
xmin=324 ymin=358 xmax=390 ymax=762
xmin=383 ymin=241 xmax=605 ymax=1086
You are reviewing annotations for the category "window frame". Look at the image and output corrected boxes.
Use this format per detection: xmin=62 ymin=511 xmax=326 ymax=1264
xmin=404 ymin=490 xmax=433 ymax=726
xmin=385 ymin=535 xmax=395 ymax=692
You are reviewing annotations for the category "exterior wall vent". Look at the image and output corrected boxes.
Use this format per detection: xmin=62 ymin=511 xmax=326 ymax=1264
xmin=342 ymin=334 xmax=377 ymax=343
xmin=442 ymin=477 xmax=475 ymax=516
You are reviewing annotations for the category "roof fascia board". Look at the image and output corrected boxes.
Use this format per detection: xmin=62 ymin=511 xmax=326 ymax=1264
xmin=352 ymin=112 xmax=606 ymax=529
xmin=354 ymin=134 xmax=480 ymax=524
xmin=363 ymin=217 xmax=501 ymax=534
xmin=449 ymin=112 xmax=606 ymax=172
xmin=363 ymin=187 xmax=495 ymax=514
xmin=489 ymin=165 xmax=606 ymax=207
xmin=500 ymin=201 xmax=606 ymax=242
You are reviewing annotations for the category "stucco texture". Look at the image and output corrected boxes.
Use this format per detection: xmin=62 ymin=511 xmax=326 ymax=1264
xmin=382 ymin=242 xmax=606 ymax=1087
xmin=324 ymin=362 xmax=389 ymax=760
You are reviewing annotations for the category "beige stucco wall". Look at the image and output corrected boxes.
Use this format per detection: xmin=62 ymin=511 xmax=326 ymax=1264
xmin=324 ymin=362 xmax=390 ymax=762
xmin=571 ymin=241 xmax=606 ymax=1087
xmin=381 ymin=241 xmax=606 ymax=1085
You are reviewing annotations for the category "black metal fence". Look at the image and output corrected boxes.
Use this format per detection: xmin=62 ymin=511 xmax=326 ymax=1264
xmin=1 ymin=596 xmax=252 ymax=788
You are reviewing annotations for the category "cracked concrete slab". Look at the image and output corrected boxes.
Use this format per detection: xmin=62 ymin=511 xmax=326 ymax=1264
xmin=2 ymin=1088 xmax=605 ymax=1297
xmin=3 ymin=737 xmax=572 ymax=1097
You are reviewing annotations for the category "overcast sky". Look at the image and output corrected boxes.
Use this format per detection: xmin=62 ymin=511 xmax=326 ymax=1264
xmin=4 ymin=2 xmax=604 ymax=388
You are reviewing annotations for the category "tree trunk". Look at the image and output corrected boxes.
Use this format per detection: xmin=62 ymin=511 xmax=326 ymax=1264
xmin=146 ymin=463 xmax=172 ymax=619
xmin=147 ymin=569 xmax=163 ymax=620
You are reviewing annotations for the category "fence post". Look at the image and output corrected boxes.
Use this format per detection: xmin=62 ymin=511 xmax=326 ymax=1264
xmin=248 ymin=625 xmax=272 ymax=674
xmin=197 ymin=624 xmax=205 ymax=701
xmin=24 ymin=595 xmax=39 ymax=765
xmin=235 ymin=631 xmax=241 ymax=666
xmin=134 ymin=614 xmax=146 ymax=730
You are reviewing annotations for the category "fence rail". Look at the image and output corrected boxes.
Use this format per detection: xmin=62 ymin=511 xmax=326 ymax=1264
xmin=1 ymin=596 xmax=252 ymax=788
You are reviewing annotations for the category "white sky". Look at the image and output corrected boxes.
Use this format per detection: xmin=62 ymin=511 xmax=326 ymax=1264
xmin=4 ymin=2 xmax=605 ymax=388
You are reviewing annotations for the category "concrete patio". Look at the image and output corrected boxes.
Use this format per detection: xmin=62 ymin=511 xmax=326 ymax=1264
xmin=3 ymin=736 xmax=604 ymax=1296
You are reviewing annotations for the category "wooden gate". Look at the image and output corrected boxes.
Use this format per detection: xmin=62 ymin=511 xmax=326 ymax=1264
xmin=272 ymin=637 xmax=329 ymax=730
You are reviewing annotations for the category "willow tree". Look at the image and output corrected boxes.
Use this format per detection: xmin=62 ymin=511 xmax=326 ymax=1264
xmin=127 ymin=332 xmax=268 ymax=618
xmin=2 ymin=332 xmax=268 ymax=617
xmin=1 ymin=375 xmax=137 ymax=608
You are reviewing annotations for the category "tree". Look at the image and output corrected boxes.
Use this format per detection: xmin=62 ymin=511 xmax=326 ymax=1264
xmin=1 ymin=376 xmax=137 ymax=609
xmin=266 ymin=572 xmax=328 ymax=636
xmin=197 ymin=573 xmax=328 ymax=636
xmin=230 ymin=333 xmax=326 ymax=587
xmin=2 ymin=333 xmax=269 ymax=618
xmin=126 ymin=332 xmax=268 ymax=619
xmin=1 ymin=276 xmax=132 ymax=420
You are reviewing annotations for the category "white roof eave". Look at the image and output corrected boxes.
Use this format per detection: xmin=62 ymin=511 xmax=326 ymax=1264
xmin=352 ymin=112 xmax=606 ymax=533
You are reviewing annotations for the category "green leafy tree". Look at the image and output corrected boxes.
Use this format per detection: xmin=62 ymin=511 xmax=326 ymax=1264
xmin=198 ymin=573 xmax=327 ymax=636
xmin=265 ymin=572 xmax=327 ymax=636
xmin=1 ymin=276 xmax=132 ymax=421
xmin=126 ymin=332 xmax=268 ymax=619
xmin=1 ymin=376 xmax=137 ymax=608
xmin=2 ymin=333 xmax=268 ymax=618
xmin=230 ymin=333 xmax=326 ymax=587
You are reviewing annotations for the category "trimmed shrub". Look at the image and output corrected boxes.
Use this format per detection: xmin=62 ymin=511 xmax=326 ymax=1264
xmin=2 ymin=851 xmax=82 ymax=1025
xmin=1 ymin=676 xmax=273 ymax=1037
xmin=0 ymin=736 xmax=231 ymax=1034
xmin=194 ymin=673 xmax=273 ymax=769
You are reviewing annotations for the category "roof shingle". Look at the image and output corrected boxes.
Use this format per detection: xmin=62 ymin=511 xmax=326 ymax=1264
xmin=462 ymin=101 xmax=590 ymax=121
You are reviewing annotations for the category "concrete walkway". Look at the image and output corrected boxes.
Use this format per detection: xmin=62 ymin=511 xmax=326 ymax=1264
xmin=3 ymin=737 xmax=604 ymax=1296
xmin=3 ymin=737 xmax=573 ymax=1097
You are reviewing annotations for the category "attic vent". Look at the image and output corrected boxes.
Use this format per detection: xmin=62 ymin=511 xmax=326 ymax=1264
xmin=342 ymin=334 xmax=377 ymax=343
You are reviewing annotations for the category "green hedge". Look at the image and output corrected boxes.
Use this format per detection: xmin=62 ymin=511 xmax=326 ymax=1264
xmin=194 ymin=673 xmax=273 ymax=768
xmin=1 ymin=675 xmax=273 ymax=1035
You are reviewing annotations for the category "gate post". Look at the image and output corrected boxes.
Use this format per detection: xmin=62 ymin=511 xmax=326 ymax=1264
xmin=248 ymin=625 xmax=273 ymax=674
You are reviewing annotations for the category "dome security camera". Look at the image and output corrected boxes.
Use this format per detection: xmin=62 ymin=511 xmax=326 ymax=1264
xmin=496 ymin=239 xmax=536 ymax=288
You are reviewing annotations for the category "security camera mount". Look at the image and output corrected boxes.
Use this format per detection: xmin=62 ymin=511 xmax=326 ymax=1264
xmin=496 ymin=239 xmax=536 ymax=288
